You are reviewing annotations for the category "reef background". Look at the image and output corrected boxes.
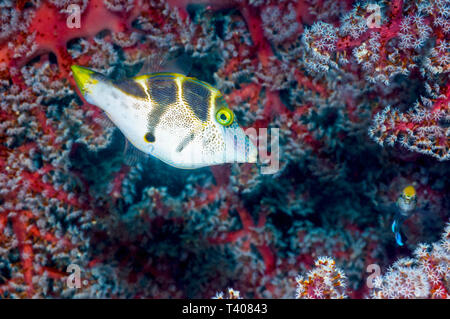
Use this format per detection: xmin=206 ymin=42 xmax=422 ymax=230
xmin=0 ymin=0 xmax=449 ymax=298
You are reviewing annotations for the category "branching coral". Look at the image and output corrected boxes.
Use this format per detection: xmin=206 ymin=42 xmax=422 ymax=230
xmin=218 ymin=221 xmax=449 ymax=298
xmin=0 ymin=0 xmax=448 ymax=299
xmin=295 ymin=256 xmax=348 ymax=299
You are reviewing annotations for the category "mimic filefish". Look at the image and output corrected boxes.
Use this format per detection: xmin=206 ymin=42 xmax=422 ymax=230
xmin=71 ymin=65 xmax=257 ymax=169
xmin=392 ymin=185 xmax=417 ymax=246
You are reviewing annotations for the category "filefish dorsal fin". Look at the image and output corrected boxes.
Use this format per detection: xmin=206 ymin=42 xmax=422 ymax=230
xmin=136 ymin=52 xmax=193 ymax=76
xmin=136 ymin=52 xmax=168 ymax=76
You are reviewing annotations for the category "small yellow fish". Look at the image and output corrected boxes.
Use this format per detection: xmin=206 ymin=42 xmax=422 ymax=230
xmin=397 ymin=185 xmax=417 ymax=215
xmin=71 ymin=65 xmax=257 ymax=169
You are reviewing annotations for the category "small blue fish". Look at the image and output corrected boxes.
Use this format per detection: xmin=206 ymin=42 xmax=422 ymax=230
xmin=391 ymin=218 xmax=404 ymax=246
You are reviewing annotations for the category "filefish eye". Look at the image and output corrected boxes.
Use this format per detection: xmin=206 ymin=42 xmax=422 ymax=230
xmin=144 ymin=132 xmax=155 ymax=143
xmin=216 ymin=107 xmax=234 ymax=126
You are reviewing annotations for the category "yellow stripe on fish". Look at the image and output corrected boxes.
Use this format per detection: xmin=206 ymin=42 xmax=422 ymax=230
xmin=71 ymin=65 xmax=257 ymax=169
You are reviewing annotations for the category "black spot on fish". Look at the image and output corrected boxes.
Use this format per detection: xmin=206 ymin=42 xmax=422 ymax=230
xmin=144 ymin=132 xmax=155 ymax=143
xmin=182 ymin=80 xmax=210 ymax=122
xmin=112 ymin=80 xmax=147 ymax=99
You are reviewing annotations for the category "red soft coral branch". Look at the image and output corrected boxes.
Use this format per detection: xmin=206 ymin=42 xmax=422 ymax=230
xmin=10 ymin=211 xmax=35 ymax=296
xmin=21 ymin=168 xmax=87 ymax=209
xmin=2 ymin=0 xmax=139 ymax=74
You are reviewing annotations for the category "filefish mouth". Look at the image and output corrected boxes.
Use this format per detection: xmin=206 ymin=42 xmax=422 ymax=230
xmin=71 ymin=65 xmax=99 ymax=95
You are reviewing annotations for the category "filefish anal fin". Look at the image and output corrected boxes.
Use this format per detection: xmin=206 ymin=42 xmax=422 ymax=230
xmin=122 ymin=138 xmax=148 ymax=166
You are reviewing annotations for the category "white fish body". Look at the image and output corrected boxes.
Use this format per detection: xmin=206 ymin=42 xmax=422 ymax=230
xmin=71 ymin=65 xmax=257 ymax=169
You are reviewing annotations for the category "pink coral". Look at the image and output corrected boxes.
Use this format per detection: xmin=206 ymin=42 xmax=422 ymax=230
xmin=293 ymin=221 xmax=449 ymax=299
xmin=295 ymin=256 xmax=348 ymax=299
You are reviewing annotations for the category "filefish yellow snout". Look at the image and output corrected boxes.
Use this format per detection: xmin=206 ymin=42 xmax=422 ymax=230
xmin=71 ymin=65 xmax=258 ymax=169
